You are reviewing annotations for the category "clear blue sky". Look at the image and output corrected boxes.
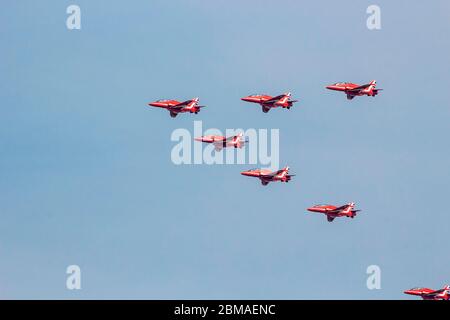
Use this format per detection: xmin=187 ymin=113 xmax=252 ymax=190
xmin=1 ymin=0 xmax=449 ymax=299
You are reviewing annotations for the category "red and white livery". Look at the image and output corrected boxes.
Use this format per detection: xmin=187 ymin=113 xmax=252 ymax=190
xmin=241 ymin=92 xmax=298 ymax=113
xmin=307 ymin=202 xmax=361 ymax=222
xmin=148 ymin=97 xmax=205 ymax=118
xmin=241 ymin=166 xmax=294 ymax=186
xmin=404 ymin=285 xmax=450 ymax=300
xmin=195 ymin=133 xmax=247 ymax=151
xmin=326 ymin=80 xmax=382 ymax=100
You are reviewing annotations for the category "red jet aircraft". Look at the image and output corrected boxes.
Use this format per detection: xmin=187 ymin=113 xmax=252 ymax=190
xmin=241 ymin=166 xmax=294 ymax=186
xmin=148 ymin=97 xmax=205 ymax=118
xmin=326 ymin=80 xmax=382 ymax=100
xmin=241 ymin=92 xmax=298 ymax=113
xmin=195 ymin=133 xmax=248 ymax=151
xmin=307 ymin=202 xmax=361 ymax=222
xmin=404 ymin=285 xmax=450 ymax=300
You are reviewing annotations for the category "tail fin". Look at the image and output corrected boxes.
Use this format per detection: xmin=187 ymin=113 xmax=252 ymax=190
xmin=233 ymin=133 xmax=244 ymax=147
xmin=362 ymin=80 xmax=377 ymax=94
xmin=277 ymin=166 xmax=290 ymax=179
xmin=343 ymin=202 xmax=355 ymax=216
xmin=187 ymin=97 xmax=200 ymax=108
xmin=443 ymin=285 xmax=450 ymax=300
xmin=279 ymin=92 xmax=291 ymax=103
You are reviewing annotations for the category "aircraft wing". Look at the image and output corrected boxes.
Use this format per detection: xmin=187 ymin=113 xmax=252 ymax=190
xmin=264 ymin=94 xmax=285 ymax=103
xmin=170 ymin=104 xmax=188 ymax=110
xmin=260 ymin=172 xmax=277 ymax=178
xmin=423 ymin=289 xmax=445 ymax=297
xmin=173 ymin=100 xmax=193 ymax=108
xmin=347 ymin=84 xmax=371 ymax=92
xmin=260 ymin=171 xmax=280 ymax=178
xmin=224 ymin=136 xmax=237 ymax=142
xmin=224 ymin=135 xmax=245 ymax=143
xmin=326 ymin=205 xmax=357 ymax=215
xmin=329 ymin=205 xmax=349 ymax=213
xmin=326 ymin=209 xmax=342 ymax=214
xmin=260 ymin=170 xmax=293 ymax=178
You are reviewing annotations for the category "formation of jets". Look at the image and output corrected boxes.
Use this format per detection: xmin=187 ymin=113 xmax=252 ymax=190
xmin=147 ymin=81 xmax=448 ymax=298
xmin=147 ymin=82 xmax=375 ymax=222
xmin=148 ymin=91 xmax=300 ymax=117
xmin=148 ymin=80 xmax=381 ymax=117
xmin=404 ymin=285 xmax=450 ymax=300
xmin=147 ymin=80 xmax=382 ymax=118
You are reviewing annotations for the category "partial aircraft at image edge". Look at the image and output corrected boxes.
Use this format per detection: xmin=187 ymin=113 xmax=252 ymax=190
xmin=404 ymin=285 xmax=450 ymax=300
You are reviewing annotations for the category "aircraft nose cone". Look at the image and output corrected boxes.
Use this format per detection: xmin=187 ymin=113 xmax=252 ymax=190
xmin=241 ymin=96 xmax=252 ymax=102
xmin=241 ymin=171 xmax=252 ymax=176
xmin=194 ymin=137 xmax=204 ymax=142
